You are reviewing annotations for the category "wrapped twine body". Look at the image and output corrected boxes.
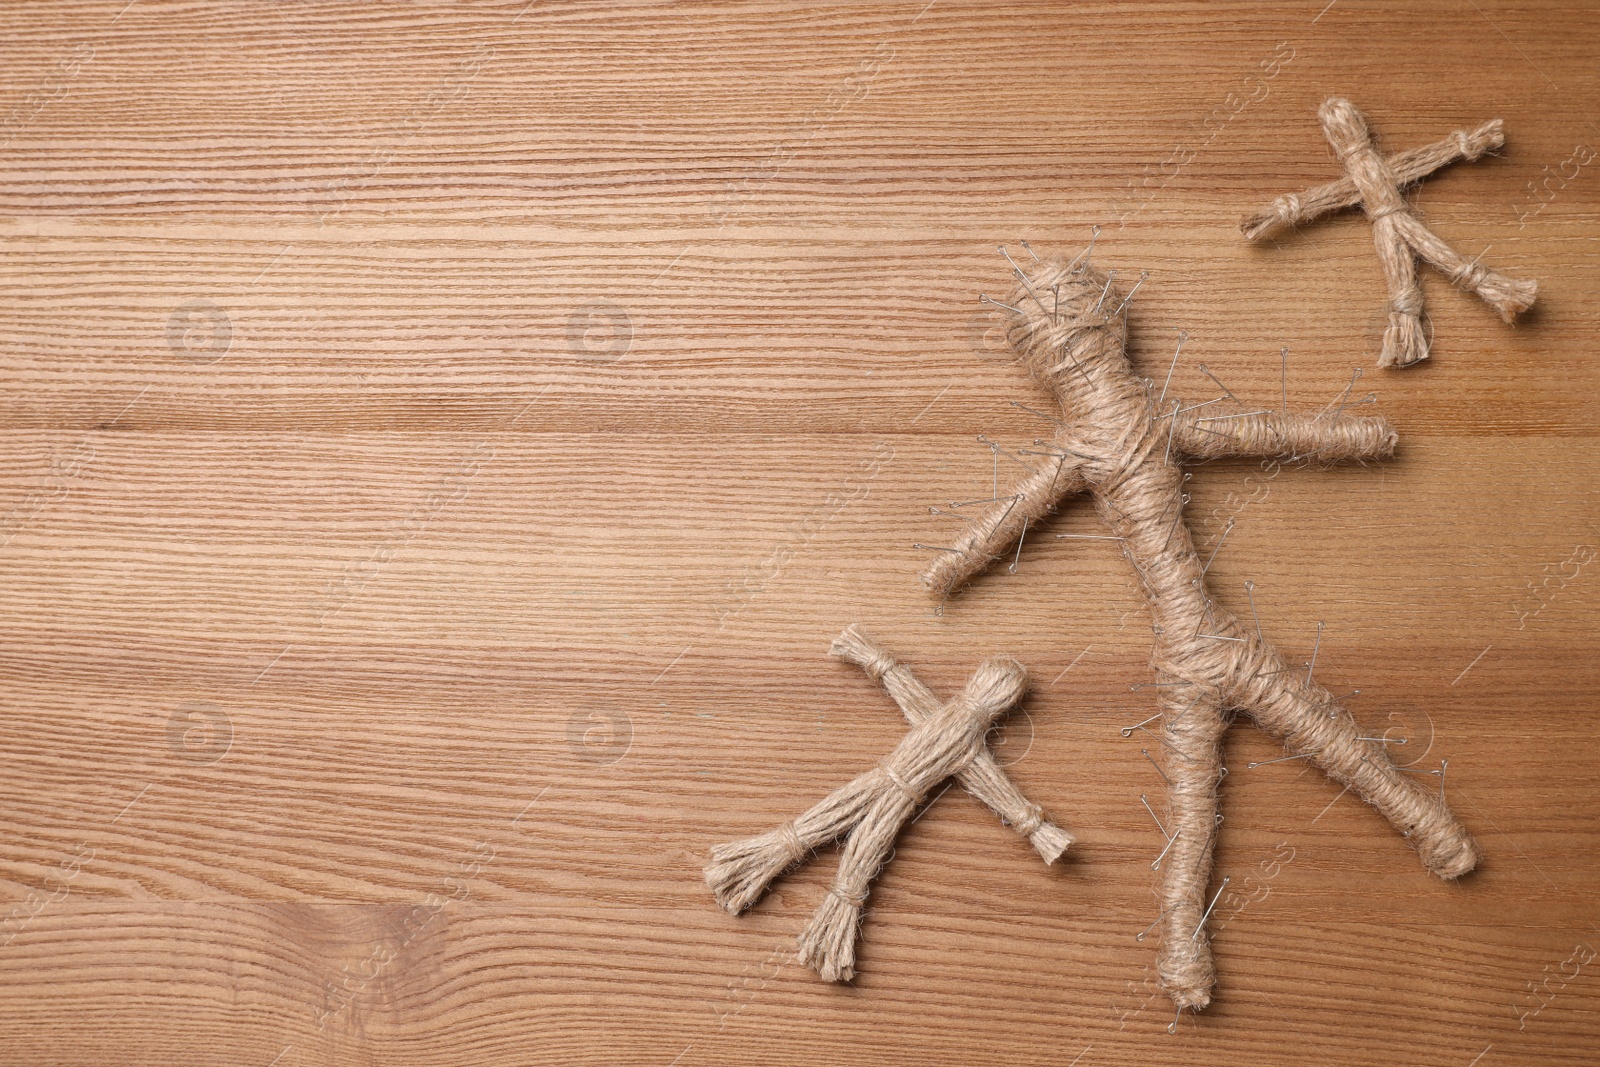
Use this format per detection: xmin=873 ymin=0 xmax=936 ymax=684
xmin=923 ymin=256 xmax=1480 ymax=1011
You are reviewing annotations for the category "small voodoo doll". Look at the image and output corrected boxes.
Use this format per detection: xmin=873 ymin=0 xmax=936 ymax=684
xmin=705 ymin=625 xmax=1072 ymax=981
xmin=1243 ymin=97 xmax=1535 ymax=367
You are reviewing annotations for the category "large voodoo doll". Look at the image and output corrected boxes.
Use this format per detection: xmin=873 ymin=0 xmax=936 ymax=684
xmin=923 ymin=247 xmax=1481 ymax=1010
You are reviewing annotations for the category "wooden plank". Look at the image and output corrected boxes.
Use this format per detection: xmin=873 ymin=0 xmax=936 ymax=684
xmin=1 ymin=1 xmax=1596 ymax=1062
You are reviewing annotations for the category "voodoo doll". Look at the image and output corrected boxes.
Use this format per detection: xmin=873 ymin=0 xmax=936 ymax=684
xmin=1242 ymin=97 xmax=1536 ymax=367
xmin=923 ymin=247 xmax=1482 ymax=1012
xmin=706 ymin=624 xmax=1072 ymax=982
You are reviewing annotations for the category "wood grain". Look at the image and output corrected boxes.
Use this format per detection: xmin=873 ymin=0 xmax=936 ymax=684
xmin=2 ymin=1 xmax=1597 ymax=1063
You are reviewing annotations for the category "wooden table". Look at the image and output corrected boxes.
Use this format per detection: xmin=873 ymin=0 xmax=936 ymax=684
xmin=2 ymin=2 xmax=1595 ymax=1063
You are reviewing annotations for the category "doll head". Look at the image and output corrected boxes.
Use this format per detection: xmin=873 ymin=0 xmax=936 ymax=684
xmin=1001 ymin=252 xmax=1132 ymax=394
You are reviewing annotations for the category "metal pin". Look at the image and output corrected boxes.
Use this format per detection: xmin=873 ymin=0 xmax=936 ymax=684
xmin=1009 ymin=399 xmax=1065 ymax=427
xmin=1165 ymin=694 xmax=1205 ymax=729
xmin=1009 ymin=517 xmax=1029 ymax=573
xmin=1023 ymin=437 xmax=1095 ymax=459
xmin=1130 ymin=680 xmax=1194 ymax=690
xmin=1342 ymin=392 xmax=1377 ymax=411
xmin=1392 ymin=763 xmax=1444 ymax=776
xmin=1169 ymin=1005 xmax=1183 ymax=1035
xmin=1066 ymin=225 xmax=1101 ymax=273
xmin=1202 ymin=518 xmax=1234 ymax=575
xmin=1161 ymin=489 xmax=1192 ymax=555
xmin=1021 ymin=442 xmax=1097 ymax=462
xmin=950 ymin=495 xmax=1019 ymax=507
xmin=1151 ymin=731 xmax=1191 ymax=760
xmin=1053 ymin=339 xmax=1097 ymax=387
xmin=1115 ymin=270 xmax=1149 ymax=316
xmin=999 ymin=245 xmax=1051 ymax=316
xmin=988 ymin=438 xmax=998 ymax=496
xmin=991 ymin=493 xmax=1021 ymax=530
xmin=1356 ymin=735 xmax=1404 ymax=745
xmin=1152 ymin=829 xmax=1181 ymax=870
xmin=1251 ymin=664 xmax=1302 ymax=678
xmin=1093 ymin=270 xmax=1119 ymax=314
xmin=1333 ymin=376 xmax=1368 ymax=419
xmin=1192 ymin=876 xmax=1231 ymax=941
xmin=1438 ymin=757 xmax=1449 ymax=800
xmin=1123 ymin=713 xmax=1164 ymax=738
xmin=1328 ymin=367 xmax=1362 ymax=417
xmin=1244 ymin=580 xmax=1264 ymax=644
xmin=1154 ymin=397 xmax=1224 ymax=420
xmin=1195 ymin=409 xmax=1272 ymax=423
xmin=1140 ymin=793 xmax=1171 ymax=840
xmin=1141 ymin=748 xmax=1171 ymax=785
xmin=1018 ymin=238 xmax=1041 ymax=263
xmin=979 ymin=294 xmax=1023 ymax=315
xmin=1158 ymin=330 xmax=1188 ymax=407
xmin=1288 ymin=443 xmax=1332 ymax=464
xmin=1123 ymin=546 xmax=1161 ymax=599
xmin=913 ymin=543 xmax=962 ymax=553
xmin=1197 ymin=364 xmax=1239 ymax=403
xmin=927 ymin=505 xmax=970 ymax=522
xmin=1198 ymin=633 xmax=1244 ymax=642
xmin=1164 ymin=399 xmax=1180 ymax=464
xmin=1099 ymin=492 xmax=1133 ymax=525
xmin=1189 ymin=591 xmax=1216 ymax=646
xmin=1137 ymin=901 xmax=1176 ymax=942
xmin=977 ymin=434 xmax=1037 ymax=471
xmin=1306 ymin=620 xmax=1325 ymax=686
xmin=1043 ymin=451 xmax=1071 ymax=496
xmin=1248 ymin=751 xmax=1316 ymax=769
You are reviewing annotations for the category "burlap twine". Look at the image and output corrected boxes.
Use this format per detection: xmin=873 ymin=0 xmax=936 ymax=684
xmin=1242 ymin=98 xmax=1535 ymax=368
xmin=706 ymin=625 xmax=1072 ymax=982
xmin=924 ymin=253 xmax=1481 ymax=1012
